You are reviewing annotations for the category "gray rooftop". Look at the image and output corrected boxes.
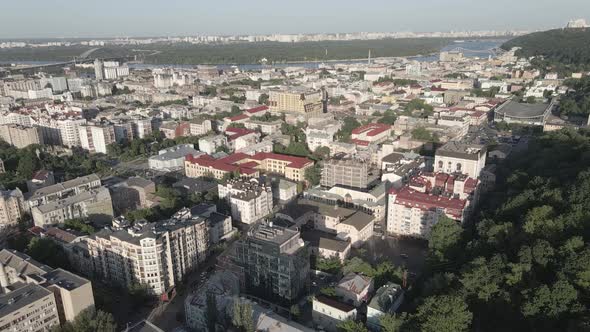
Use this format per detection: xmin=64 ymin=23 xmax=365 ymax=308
xmin=340 ymin=210 xmax=374 ymax=231
xmin=34 ymin=187 xmax=110 ymax=214
xmin=0 ymin=284 xmax=53 ymax=318
xmin=368 ymin=282 xmax=404 ymax=312
xmin=249 ymin=223 xmax=300 ymax=246
xmin=149 ymin=144 xmax=200 ymax=161
xmin=496 ymin=100 xmax=551 ymax=119
xmin=29 ymin=174 xmax=100 ymax=200
xmin=43 ymin=268 xmax=90 ymax=291
xmin=319 ymin=237 xmax=351 ymax=253
xmin=0 ymin=249 xmax=52 ymax=276
xmin=436 ymin=141 xmax=486 ymax=160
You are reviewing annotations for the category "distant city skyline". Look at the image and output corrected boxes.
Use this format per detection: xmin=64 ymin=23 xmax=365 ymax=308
xmin=0 ymin=0 xmax=588 ymax=38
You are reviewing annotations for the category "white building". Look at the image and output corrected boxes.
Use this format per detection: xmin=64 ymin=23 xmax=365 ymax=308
xmin=218 ymin=179 xmax=273 ymax=224
xmin=434 ymin=141 xmax=486 ymax=179
xmin=198 ymin=135 xmax=228 ymax=155
xmin=148 ymin=144 xmax=202 ymax=172
xmin=312 ymin=296 xmax=357 ymax=332
xmin=78 ymin=123 xmax=116 ymax=154
xmin=57 ymin=118 xmax=87 ymax=147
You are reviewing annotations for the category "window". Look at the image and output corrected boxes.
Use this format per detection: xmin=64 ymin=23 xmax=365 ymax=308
xmin=438 ymin=161 xmax=443 ymax=169
xmin=456 ymin=163 xmax=462 ymax=172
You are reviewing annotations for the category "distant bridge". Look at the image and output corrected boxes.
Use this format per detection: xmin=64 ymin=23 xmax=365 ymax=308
xmin=5 ymin=55 xmax=135 ymax=74
xmin=449 ymin=47 xmax=506 ymax=56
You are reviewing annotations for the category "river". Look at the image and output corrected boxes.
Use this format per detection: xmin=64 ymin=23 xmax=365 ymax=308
xmin=2 ymin=39 xmax=507 ymax=71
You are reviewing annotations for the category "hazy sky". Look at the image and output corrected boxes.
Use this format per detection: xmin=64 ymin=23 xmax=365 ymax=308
xmin=1 ymin=0 xmax=588 ymax=38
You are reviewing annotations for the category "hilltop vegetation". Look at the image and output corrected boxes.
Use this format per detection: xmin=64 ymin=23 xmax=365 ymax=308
xmin=501 ymin=28 xmax=590 ymax=75
xmin=396 ymin=129 xmax=590 ymax=332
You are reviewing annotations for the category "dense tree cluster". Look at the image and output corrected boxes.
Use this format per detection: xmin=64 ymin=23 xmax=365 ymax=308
xmin=502 ymin=28 xmax=590 ymax=75
xmin=0 ymin=141 xmax=113 ymax=191
xmin=560 ymin=77 xmax=590 ymax=117
xmin=397 ymin=129 xmax=590 ymax=332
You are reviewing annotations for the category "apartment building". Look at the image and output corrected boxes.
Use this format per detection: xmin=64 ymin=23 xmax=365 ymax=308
xmin=27 ymin=174 xmax=102 ymax=209
xmin=350 ymin=123 xmax=392 ymax=145
xmin=386 ymin=173 xmax=478 ymax=238
xmin=0 ymin=249 xmax=95 ymax=331
xmin=0 ymin=188 xmax=25 ymax=228
xmin=131 ymin=118 xmax=153 ymax=139
xmin=232 ymin=223 xmax=310 ymax=303
xmin=321 ymin=157 xmax=369 ymax=189
xmin=78 ymin=123 xmax=116 ymax=154
xmin=31 ymin=187 xmax=114 ymax=228
xmin=197 ymin=135 xmax=228 ymax=155
xmin=56 ymin=119 xmax=87 ymax=147
xmin=189 ymin=118 xmax=212 ymax=136
xmin=268 ymin=89 xmax=323 ymax=118
xmin=434 ymin=141 xmax=486 ymax=178
xmin=0 ymin=124 xmax=43 ymax=148
xmin=86 ymin=218 xmax=208 ymax=296
xmin=218 ymin=179 xmax=273 ymax=224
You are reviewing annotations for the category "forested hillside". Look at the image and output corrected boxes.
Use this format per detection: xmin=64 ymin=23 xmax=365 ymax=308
xmin=502 ymin=28 xmax=590 ymax=75
xmin=393 ymin=129 xmax=590 ymax=332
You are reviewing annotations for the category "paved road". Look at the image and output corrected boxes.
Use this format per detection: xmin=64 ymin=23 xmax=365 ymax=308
xmin=150 ymin=248 xmax=228 ymax=331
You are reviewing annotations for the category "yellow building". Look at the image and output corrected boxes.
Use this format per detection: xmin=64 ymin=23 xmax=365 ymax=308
xmin=268 ymin=89 xmax=323 ymax=118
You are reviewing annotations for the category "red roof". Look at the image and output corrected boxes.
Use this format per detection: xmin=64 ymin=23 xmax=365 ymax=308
xmin=351 ymin=123 xmax=391 ymax=137
xmin=249 ymin=152 xmax=312 ymax=169
xmin=431 ymin=87 xmax=447 ymax=92
xmin=245 ymin=105 xmax=269 ymax=114
xmin=227 ymin=114 xmax=248 ymax=122
xmin=186 ymin=154 xmax=257 ymax=175
xmin=389 ymin=186 xmax=467 ymax=219
xmin=350 ymin=139 xmax=370 ymax=146
xmin=225 ymin=127 xmax=255 ymax=140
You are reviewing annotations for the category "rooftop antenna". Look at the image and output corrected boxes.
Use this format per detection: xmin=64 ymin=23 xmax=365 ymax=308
xmin=368 ymin=49 xmax=371 ymax=65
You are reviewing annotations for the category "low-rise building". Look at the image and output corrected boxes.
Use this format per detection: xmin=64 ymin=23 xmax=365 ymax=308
xmin=367 ymin=283 xmax=405 ymax=331
xmin=336 ymin=273 xmax=374 ymax=307
xmin=318 ymin=237 xmax=351 ymax=263
xmin=27 ymin=174 xmax=102 ymax=209
xmin=350 ymin=123 xmax=392 ymax=145
xmin=312 ymin=296 xmax=357 ymax=332
xmin=31 ymin=187 xmax=114 ymax=228
xmin=198 ymin=135 xmax=228 ymax=155
xmin=148 ymin=144 xmax=202 ymax=172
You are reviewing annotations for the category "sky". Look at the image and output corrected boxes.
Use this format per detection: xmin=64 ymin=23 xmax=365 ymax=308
xmin=0 ymin=0 xmax=588 ymax=38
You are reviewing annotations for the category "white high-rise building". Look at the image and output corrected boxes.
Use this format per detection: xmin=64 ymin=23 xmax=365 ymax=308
xmin=56 ymin=118 xmax=87 ymax=147
xmin=78 ymin=123 xmax=116 ymax=154
xmin=218 ymin=179 xmax=273 ymax=224
xmin=94 ymin=59 xmax=104 ymax=80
